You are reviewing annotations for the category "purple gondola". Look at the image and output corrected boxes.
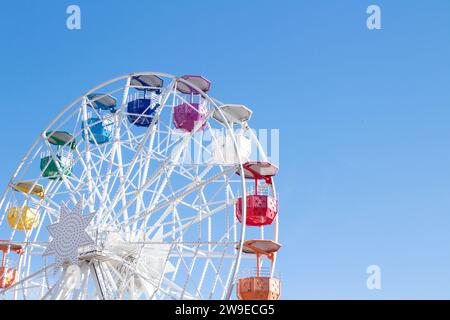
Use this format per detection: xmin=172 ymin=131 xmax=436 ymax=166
xmin=173 ymin=75 xmax=211 ymax=132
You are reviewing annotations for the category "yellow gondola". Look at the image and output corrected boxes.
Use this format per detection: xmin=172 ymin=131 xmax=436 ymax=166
xmin=7 ymin=207 xmax=39 ymax=230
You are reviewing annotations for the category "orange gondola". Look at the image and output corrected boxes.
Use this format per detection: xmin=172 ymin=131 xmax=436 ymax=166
xmin=237 ymin=239 xmax=281 ymax=300
xmin=0 ymin=243 xmax=23 ymax=289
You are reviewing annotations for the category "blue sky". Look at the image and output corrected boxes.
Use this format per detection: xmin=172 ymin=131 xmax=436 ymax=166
xmin=1 ymin=0 xmax=450 ymax=299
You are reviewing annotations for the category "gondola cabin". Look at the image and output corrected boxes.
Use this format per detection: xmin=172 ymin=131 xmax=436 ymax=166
xmin=7 ymin=205 xmax=39 ymax=230
xmin=0 ymin=243 xmax=23 ymax=289
xmin=82 ymin=93 xmax=117 ymax=145
xmin=211 ymin=129 xmax=251 ymax=165
xmin=235 ymin=162 xmax=279 ymax=226
xmin=7 ymin=182 xmax=43 ymax=230
xmin=236 ymin=240 xmax=281 ymax=300
xmin=127 ymin=75 xmax=163 ymax=127
xmin=211 ymin=104 xmax=253 ymax=165
xmin=40 ymin=131 xmax=75 ymax=180
xmin=173 ymin=75 xmax=211 ymax=132
xmin=82 ymin=116 xmax=114 ymax=145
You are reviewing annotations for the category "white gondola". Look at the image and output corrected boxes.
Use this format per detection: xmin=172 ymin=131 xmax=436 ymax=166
xmin=211 ymin=104 xmax=253 ymax=165
xmin=211 ymin=129 xmax=252 ymax=165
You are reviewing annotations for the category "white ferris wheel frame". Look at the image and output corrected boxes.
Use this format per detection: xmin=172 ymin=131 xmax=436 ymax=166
xmin=0 ymin=72 xmax=278 ymax=300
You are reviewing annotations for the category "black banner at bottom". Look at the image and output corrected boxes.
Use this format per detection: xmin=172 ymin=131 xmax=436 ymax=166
xmin=0 ymin=300 xmax=441 ymax=319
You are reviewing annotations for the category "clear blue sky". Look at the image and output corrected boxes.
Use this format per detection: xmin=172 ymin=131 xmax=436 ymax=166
xmin=1 ymin=0 xmax=450 ymax=299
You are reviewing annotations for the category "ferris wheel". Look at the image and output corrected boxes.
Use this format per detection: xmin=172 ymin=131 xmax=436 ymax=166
xmin=0 ymin=72 xmax=281 ymax=300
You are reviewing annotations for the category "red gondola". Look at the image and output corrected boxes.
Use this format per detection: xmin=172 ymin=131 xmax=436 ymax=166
xmin=236 ymin=162 xmax=278 ymax=226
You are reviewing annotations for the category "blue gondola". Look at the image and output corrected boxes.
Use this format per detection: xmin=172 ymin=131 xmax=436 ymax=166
xmin=82 ymin=117 xmax=112 ymax=145
xmin=127 ymin=75 xmax=164 ymax=127
xmin=82 ymin=93 xmax=117 ymax=144
xmin=127 ymin=97 xmax=159 ymax=127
